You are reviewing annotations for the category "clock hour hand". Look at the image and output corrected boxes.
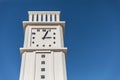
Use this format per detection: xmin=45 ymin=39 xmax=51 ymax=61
xmin=45 ymin=37 xmax=52 ymax=39
xmin=42 ymin=31 xmax=48 ymax=40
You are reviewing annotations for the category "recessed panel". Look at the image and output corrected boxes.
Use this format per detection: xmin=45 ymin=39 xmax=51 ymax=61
xmin=35 ymin=53 xmax=54 ymax=80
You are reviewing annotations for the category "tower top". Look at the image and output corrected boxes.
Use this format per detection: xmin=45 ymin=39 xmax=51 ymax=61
xmin=28 ymin=11 xmax=61 ymax=22
xmin=23 ymin=11 xmax=65 ymax=30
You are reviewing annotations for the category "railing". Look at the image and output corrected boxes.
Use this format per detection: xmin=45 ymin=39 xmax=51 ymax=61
xmin=28 ymin=11 xmax=60 ymax=22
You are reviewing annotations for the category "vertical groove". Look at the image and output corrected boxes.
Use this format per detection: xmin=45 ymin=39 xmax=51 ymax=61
xmin=53 ymin=52 xmax=55 ymax=80
xmin=22 ymin=52 xmax=26 ymax=80
xmin=34 ymin=52 xmax=36 ymax=80
xmin=23 ymin=53 xmax=26 ymax=80
xmin=30 ymin=28 xmax=32 ymax=47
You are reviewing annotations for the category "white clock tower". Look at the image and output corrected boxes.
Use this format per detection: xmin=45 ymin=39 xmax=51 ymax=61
xmin=19 ymin=11 xmax=67 ymax=80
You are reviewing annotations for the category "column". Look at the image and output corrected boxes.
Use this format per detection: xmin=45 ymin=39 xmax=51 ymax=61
xmin=52 ymin=14 xmax=55 ymax=22
xmin=47 ymin=14 xmax=50 ymax=22
xmin=56 ymin=14 xmax=60 ymax=22
xmin=19 ymin=53 xmax=26 ymax=80
xmin=38 ymin=14 xmax=41 ymax=22
xmin=43 ymin=14 xmax=46 ymax=22
xmin=23 ymin=52 xmax=36 ymax=80
xmin=34 ymin=14 xmax=37 ymax=22
xmin=29 ymin=14 xmax=33 ymax=22
xmin=54 ymin=52 xmax=66 ymax=80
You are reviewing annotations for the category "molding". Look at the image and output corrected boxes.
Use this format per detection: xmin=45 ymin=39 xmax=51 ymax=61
xmin=23 ymin=21 xmax=65 ymax=31
xmin=28 ymin=11 xmax=60 ymax=14
xmin=20 ymin=47 xmax=67 ymax=55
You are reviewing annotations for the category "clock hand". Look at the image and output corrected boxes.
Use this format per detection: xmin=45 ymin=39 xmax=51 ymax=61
xmin=45 ymin=37 xmax=52 ymax=39
xmin=42 ymin=31 xmax=48 ymax=40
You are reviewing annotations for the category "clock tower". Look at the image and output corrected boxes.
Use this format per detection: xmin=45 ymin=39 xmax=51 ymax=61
xmin=19 ymin=11 xmax=67 ymax=80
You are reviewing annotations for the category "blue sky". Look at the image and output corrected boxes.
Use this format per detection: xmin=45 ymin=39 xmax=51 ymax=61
xmin=0 ymin=0 xmax=120 ymax=80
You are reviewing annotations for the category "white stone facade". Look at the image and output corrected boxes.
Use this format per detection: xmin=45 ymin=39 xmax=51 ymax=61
xmin=19 ymin=11 xmax=67 ymax=80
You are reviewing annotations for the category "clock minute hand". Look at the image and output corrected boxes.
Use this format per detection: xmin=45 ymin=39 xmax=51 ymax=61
xmin=42 ymin=31 xmax=48 ymax=40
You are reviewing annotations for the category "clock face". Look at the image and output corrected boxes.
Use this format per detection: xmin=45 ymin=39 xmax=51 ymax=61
xmin=30 ymin=28 xmax=58 ymax=48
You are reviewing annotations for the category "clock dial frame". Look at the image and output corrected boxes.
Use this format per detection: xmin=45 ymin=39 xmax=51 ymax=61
xmin=27 ymin=25 xmax=63 ymax=48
